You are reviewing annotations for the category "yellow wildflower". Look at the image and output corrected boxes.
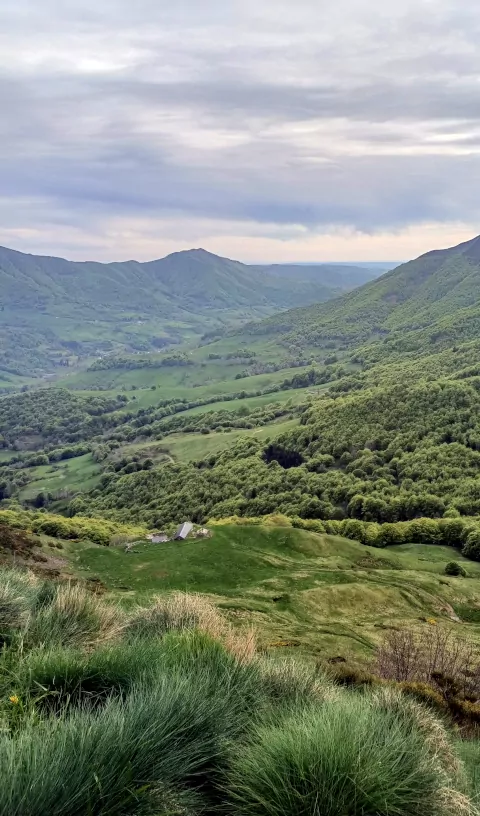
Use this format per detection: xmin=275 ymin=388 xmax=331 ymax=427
xmin=427 ymin=618 xmax=437 ymax=625
xmin=9 ymin=695 xmax=19 ymax=705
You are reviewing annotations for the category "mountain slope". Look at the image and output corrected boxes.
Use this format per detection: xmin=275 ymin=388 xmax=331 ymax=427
xmin=247 ymin=235 xmax=480 ymax=349
xmin=258 ymin=262 xmax=381 ymax=288
xmin=0 ymin=245 xmax=377 ymax=377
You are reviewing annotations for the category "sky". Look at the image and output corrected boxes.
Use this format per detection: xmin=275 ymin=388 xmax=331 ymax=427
xmin=1 ymin=0 xmax=480 ymax=263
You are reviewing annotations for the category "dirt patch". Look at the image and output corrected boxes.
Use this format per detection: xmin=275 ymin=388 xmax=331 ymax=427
xmin=0 ymin=523 xmax=36 ymax=560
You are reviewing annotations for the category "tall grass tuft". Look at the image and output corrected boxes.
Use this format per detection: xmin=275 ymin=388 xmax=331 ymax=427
xmin=457 ymin=740 xmax=480 ymax=813
xmin=255 ymin=656 xmax=336 ymax=709
xmin=0 ymin=569 xmax=39 ymax=643
xmin=0 ymin=661 xmax=261 ymax=816
xmin=226 ymin=693 xmax=467 ymax=816
xmin=10 ymin=640 xmax=167 ymax=711
xmin=25 ymin=583 xmax=124 ymax=648
xmin=126 ymin=591 xmax=256 ymax=662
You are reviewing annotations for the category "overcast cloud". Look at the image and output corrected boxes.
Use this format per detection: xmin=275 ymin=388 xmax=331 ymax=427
xmin=1 ymin=0 xmax=480 ymax=262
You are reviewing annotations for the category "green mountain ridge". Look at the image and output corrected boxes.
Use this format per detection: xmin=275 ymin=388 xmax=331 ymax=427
xmin=243 ymin=234 xmax=480 ymax=351
xmin=0 ymin=245 xmax=380 ymax=377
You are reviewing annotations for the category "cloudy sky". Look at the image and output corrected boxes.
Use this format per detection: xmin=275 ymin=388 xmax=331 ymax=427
xmin=1 ymin=0 xmax=479 ymax=262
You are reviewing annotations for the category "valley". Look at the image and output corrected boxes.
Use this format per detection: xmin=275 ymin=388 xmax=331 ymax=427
xmin=0 ymin=244 xmax=382 ymax=379
xmin=5 ymin=3 xmax=480 ymax=812
xmin=3 ymin=234 xmax=480 ymax=814
xmin=2 ymin=235 xmax=480 ymax=663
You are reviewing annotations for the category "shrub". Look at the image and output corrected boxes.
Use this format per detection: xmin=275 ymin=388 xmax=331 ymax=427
xmin=376 ymin=627 xmax=480 ymax=699
xmin=445 ymin=561 xmax=467 ymax=577
xmin=399 ymin=681 xmax=447 ymax=713
xmin=463 ymin=529 xmax=480 ymax=561
xmin=226 ymin=694 xmax=458 ymax=816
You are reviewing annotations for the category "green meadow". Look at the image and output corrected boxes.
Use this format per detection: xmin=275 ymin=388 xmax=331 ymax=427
xmin=64 ymin=524 xmax=480 ymax=659
xmin=18 ymin=454 xmax=102 ymax=501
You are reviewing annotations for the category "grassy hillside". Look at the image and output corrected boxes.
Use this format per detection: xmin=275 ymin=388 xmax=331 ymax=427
xmin=66 ymin=522 xmax=480 ymax=658
xmin=243 ymin=234 xmax=480 ymax=351
xmin=0 ymin=245 xmax=376 ymax=377
xmin=1 ymin=557 xmax=477 ymax=815
xmin=78 ymin=374 xmax=480 ymax=530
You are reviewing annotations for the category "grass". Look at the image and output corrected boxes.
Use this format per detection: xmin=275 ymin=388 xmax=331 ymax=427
xmin=0 ymin=564 xmax=476 ymax=816
xmin=160 ymin=420 xmax=299 ymax=462
xmin=178 ymin=389 xmax=312 ymax=418
xmin=66 ymin=524 xmax=480 ymax=659
xmin=59 ymin=362 xmax=311 ymax=402
xmin=226 ymin=695 xmax=455 ymax=816
xmin=18 ymin=454 xmax=102 ymax=501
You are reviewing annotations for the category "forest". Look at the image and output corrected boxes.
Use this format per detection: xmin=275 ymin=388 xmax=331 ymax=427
xmin=65 ymin=377 xmax=480 ymax=541
xmin=2 ymin=235 xmax=480 ymax=564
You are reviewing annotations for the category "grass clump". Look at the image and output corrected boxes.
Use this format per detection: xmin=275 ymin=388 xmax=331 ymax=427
xmin=25 ymin=583 xmax=124 ymax=648
xmin=9 ymin=640 xmax=166 ymax=711
xmin=0 ymin=569 xmax=39 ymax=644
xmin=0 ymin=676 xmax=227 ymax=815
xmin=255 ymin=656 xmax=335 ymax=709
xmin=226 ymin=694 xmax=466 ymax=816
xmin=126 ymin=591 xmax=256 ymax=662
xmin=0 ymin=566 xmax=477 ymax=816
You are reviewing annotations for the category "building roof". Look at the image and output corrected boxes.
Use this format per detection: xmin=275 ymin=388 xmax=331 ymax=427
xmin=174 ymin=521 xmax=193 ymax=540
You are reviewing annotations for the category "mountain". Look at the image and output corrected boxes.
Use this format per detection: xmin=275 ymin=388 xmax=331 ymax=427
xmin=246 ymin=234 xmax=480 ymax=351
xmin=257 ymin=263 xmax=381 ymax=288
xmin=0 ymin=245 xmax=381 ymax=378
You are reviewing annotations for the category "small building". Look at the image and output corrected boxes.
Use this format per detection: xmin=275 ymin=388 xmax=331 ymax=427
xmin=147 ymin=531 xmax=169 ymax=543
xmin=174 ymin=521 xmax=193 ymax=540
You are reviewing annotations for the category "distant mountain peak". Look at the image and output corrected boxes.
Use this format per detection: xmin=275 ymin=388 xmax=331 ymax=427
xmin=166 ymin=247 xmax=223 ymax=261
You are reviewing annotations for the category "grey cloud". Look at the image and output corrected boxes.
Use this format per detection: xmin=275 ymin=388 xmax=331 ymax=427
xmin=1 ymin=0 xmax=480 ymax=256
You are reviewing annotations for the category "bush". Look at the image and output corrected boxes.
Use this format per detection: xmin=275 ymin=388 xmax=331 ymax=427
xmin=399 ymin=681 xmax=447 ymax=713
xmin=445 ymin=561 xmax=467 ymax=577
xmin=462 ymin=529 xmax=480 ymax=561
xmin=226 ymin=694 xmax=457 ymax=816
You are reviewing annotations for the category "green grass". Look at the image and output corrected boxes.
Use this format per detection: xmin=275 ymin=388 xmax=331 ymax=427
xmin=0 ymin=561 xmax=476 ymax=816
xmin=179 ymin=389 xmax=312 ymax=418
xmin=18 ymin=454 xmax=102 ymax=501
xmin=67 ymin=524 xmax=480 ymax=659
xmin=60 ymin=364 xmax=315 ymax=406
xmin=160 ymin=420 xmax=299 ymax=462
xmin=226 ymin=695 xmax=450 ymax=816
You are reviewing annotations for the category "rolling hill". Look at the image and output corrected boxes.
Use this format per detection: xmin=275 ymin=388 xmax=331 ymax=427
xmin=0 ymin=245 xmax=381 ymax=378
